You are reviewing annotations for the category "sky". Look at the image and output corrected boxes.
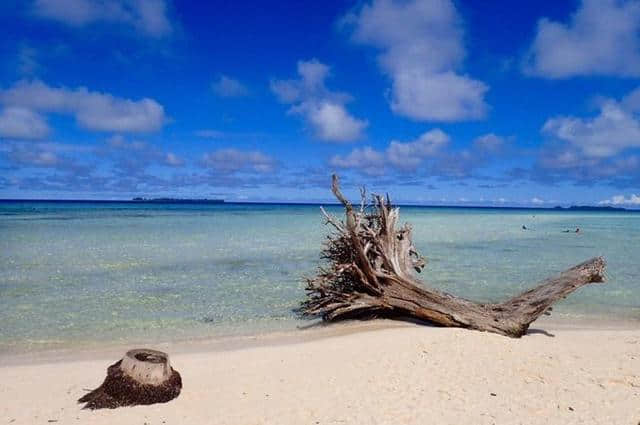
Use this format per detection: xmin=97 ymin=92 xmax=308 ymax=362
xmin=1 ymin=0 xmax=640 ymax=207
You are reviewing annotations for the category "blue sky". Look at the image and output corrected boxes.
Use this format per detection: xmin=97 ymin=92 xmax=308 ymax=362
xmin=1 ymin=0 xmax=640 ymax=206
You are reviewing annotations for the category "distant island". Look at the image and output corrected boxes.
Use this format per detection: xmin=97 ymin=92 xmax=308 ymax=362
xmin=553 ymin=205 xmax=626 ymax=211
xmin=131 ymin=197 xmax=224 ymax=204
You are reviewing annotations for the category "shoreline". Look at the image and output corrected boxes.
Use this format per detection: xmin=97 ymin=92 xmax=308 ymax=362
xmin=2 ymin=315 xmax=638 ymax=366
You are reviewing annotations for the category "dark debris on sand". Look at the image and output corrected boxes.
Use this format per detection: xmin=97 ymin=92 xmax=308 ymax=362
xmin=78 ymin=360 xmax=182 ymax=410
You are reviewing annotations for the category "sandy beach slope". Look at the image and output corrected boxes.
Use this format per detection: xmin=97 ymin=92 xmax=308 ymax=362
xmin=1 ymin=323 xmax=639 ymax=425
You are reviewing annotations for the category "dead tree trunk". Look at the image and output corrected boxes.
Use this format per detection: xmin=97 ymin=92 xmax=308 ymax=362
xmin=300 ymin=175 xmax=606 ymax=338
xmin=78 ymin=349 xmax=182 ymax=409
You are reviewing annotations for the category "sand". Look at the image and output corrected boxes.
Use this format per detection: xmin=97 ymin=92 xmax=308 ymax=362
xmin=1 ymin=321 xmax=639 ymax=425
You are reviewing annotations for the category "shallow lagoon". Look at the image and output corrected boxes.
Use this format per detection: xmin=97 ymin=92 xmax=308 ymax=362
xmin=1 ymin=201 xmax=639 ymax=352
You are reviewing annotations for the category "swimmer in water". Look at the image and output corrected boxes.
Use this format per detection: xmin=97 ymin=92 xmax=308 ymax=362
xmin=562 ymin=227 xmax=580 ymax=233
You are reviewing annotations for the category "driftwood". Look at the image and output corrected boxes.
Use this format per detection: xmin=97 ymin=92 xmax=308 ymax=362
xmin=300 ymin=175 xmax=606 ymax=338
xmin=78 ymin=348 xmax=182 ymax=409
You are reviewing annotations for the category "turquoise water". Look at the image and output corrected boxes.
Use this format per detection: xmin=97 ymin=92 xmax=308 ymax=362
xmin=1 ymin=202 xmax=639 ymax=352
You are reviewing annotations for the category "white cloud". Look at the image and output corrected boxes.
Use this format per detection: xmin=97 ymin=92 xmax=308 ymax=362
xmin=271 ymin=59 xmax=367 ymax=143
xmin=212 ymin=75 xmax=249 ymax=98
xmin=0 ymin=80 xmax=166 ymax=133
xmin=329 ymin=147 xmax=385 ymax=176
xmin=301 ymin=102 xmax=366 ymax=142
xmin=542 ymin=88 xmax=640 ymax=158
xmin=330 ymin=128 xmax=449 ymax=174
xmin=390 ymin=71 xmax=488 ymax=122
xmin=330 ymin=130 xmax=507 ymax=178
xmin=534 ymin=87 xmax=640 ymax=185
xmin=201 ymin=149 xmax=277 ymax=174
xmin=271 ymin=60 xmax=334 ymax=103
xmin=525 ymin=0 xmax=640 ymax=78
xmin=33 ymin=0 xmax=172 ymax=37
xmin=345 ymin=0 xmax=488 ymax=121
xmin=387 ymin=129 xmax=449 ymax=170
xmin=0 ymin=107 xmax=50 ymax=140
xmin=472 ymin=133 xmax=505 ymax=153
xmin=531 ymin=197 xmax=545 ymax=204
xmin=599 ymin=194 xmax=640 ymax=205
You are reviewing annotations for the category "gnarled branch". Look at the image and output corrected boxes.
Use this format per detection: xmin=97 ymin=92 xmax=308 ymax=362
xmin=300 ymin=175 xmax=606 ymax=337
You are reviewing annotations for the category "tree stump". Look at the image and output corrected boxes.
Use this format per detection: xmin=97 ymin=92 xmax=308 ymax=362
xmin=78 ymin=348 xmax=182 ymax=409
xmin=300 ymin=175 xmax=607 ymax=338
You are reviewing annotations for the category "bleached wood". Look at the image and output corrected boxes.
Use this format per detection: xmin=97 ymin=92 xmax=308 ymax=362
xmin=300 ymin=175 xmax=606 ymax=338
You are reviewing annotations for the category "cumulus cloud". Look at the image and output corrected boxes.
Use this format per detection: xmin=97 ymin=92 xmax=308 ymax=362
xmin=33 ymin=0 xmax=172 ymax=37
xmin=329 ymin=147 xmax=385 ymax=176
xmin=542 ymin=88 xmax=640 ymax=158
xmin=271 ymin=59 xmax=367 ymax=142
xmin=212 ymin=75 xmax=249 ymax=97
xmin=0 ymin=107 xmax=50 ymax=140
xmin=344 ymin=0 xmax=488 ymax=121
xmin=529 ymin=99 xmax=640 ymax=186
xmin=386 ymin=129 xmax=449 ymax=170
xmin=532 ymin=147 xmax=640 ymax=188
xmin=0 ymin=80 xmax=166 ymax=133
xmin=201 ymin=149 xmax=277 ymax=174
xmin=302 ymin=102 xmax=367 ymax=142
xmin=330 ymin=129 xmax=503 ymax=177
xmin=599 ymin=194 xmax=640 ymax=205
xmin=472 ymin=133 xmax=505 ymax=153
xmin=525 ymin=0 xmax=640 ymax=78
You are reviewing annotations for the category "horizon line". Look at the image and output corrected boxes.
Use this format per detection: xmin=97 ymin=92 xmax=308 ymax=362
xmin=0 ymin=198 xmax=633 ymax=211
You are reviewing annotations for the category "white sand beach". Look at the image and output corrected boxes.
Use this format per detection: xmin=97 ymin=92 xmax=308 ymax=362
xmin=2 ymin=321 xmax=639 ymax=425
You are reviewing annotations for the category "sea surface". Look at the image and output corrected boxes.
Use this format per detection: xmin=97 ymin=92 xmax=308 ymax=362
xmin=1 ymin=201 xmax=639 ymax=353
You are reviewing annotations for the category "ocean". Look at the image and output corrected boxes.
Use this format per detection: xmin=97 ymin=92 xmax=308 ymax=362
xmin=1 ymin=201 xmax=639 ymax=353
